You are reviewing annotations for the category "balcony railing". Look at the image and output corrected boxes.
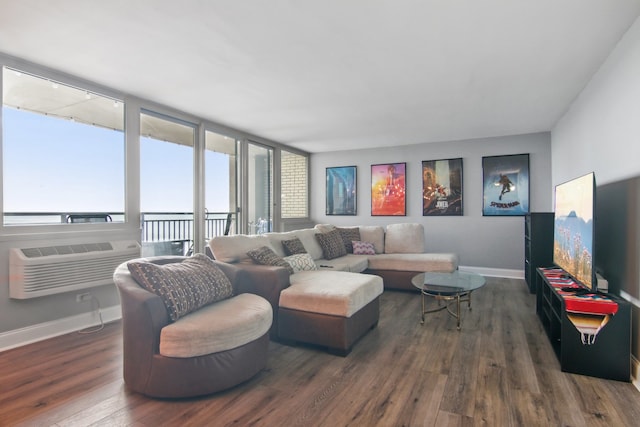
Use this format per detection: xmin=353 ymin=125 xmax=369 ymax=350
xmin=3 ymin=211 xmax=235 ymax=255
xmin=140 ymin=212 xmax=234 ymax=242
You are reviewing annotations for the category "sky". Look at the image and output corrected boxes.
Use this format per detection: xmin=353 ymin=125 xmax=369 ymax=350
xmin=2 ymin=107 xmax=231 ymax=216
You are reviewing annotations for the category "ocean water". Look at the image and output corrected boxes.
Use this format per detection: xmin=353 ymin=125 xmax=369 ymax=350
xmin=3 ymin=214 xmax=126 ymax=225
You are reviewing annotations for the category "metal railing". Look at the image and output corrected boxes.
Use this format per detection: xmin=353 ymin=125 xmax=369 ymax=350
xmin=3 ymin=211 xmax=235 ymax=244
xmin=140 ymin=212 xmax=234 ymax=242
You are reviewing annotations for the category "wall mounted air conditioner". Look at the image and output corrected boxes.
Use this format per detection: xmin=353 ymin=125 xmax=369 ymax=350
xmin=9 ymin=240 xmax=141 ymax=299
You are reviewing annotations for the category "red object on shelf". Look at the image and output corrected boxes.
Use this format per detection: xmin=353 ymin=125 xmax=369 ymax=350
xmin=540 ymin=268 xmax=618 ymax=315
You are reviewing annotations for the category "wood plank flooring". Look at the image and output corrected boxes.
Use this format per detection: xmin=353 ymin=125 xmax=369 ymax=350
xmin=1 ymin=277 xmax=639 ymax=426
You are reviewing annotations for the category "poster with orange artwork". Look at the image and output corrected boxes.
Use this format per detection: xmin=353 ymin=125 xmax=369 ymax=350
xmin=371 ymin=162 xmax=406 ymax=216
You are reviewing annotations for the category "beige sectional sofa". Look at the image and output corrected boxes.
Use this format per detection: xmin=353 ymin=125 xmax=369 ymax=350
xmin=208 ymin=222 xmax=458 ymax=355
xmin=314 ymin=223 xmax=458 ymax=289
xmin=211 ymin=223 xmax=457 ymax=287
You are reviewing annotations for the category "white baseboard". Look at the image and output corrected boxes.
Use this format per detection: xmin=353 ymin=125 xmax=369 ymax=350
xmin=459 ymin=265 xmax=524 ymax=280
xmin=0 ymin=305 xmax=122 ymax=353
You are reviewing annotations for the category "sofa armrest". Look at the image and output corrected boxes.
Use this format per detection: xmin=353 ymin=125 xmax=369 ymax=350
xmin=211 ymin=259 xmax=247 ymax=291
xmin=230 ymin=263 xmax=291 ymax=311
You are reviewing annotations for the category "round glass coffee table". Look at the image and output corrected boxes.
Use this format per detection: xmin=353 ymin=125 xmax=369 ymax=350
xmin=411 ymin=271 xmax=486 ymax=330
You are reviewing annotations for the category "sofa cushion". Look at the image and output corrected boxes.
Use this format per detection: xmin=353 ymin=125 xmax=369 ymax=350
xmin=159 ymin=293 xmax=272 ymax=357
xmin=281 ymin=237 xmax=307 ymax=255
xmin=266 ymin=228 xmax=324 ymax=260
xmin=315 ymin=229 xmax=348 ymax=260
xmin=385 ymin=223 xmax=426 ymax=254
xmin=284 ymin=253 xmax=318 ymax=272
xmin=314 ymin=224 xmax=335 ymax=233
xmin=336 ymin=227 xmax=360 ymax=253
xmin=294 ymin=229 xmax=325 ymax=260
xmin=358 ymin=226 xmax=385 ymax=254
xmin=316 ymin=254 xmax=369 ymax=273
xmin=367 ymin=253 xmax=458 ymax=272
xmin=352 ymin=240 xmax=376 ymax=255
xmin=127 ymin=254 xmax=234 ymax=322
xmin=247 ymin=246 xmax=295 ymax=274
xmin=282 ymin=271 xmax=383 ymax=317
xmin=209 ymin=234 xmax=272 ymax=263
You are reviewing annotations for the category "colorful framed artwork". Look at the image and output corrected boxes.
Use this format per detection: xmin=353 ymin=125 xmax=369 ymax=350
xmin=482 ymin=153 xmax=530 ymax=216
xmin=422 ymin=158 xmax=463 ymax=216
xmin=326 ymin=166 xmax=357 ymax=215
xmin=371 ymin=162 xmax=406 ymax=216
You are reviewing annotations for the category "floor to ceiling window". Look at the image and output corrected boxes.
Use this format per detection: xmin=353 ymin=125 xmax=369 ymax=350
xmin=139 ymin=110 xmax=195 ymax=256
xmin=205 ymin=130 xmax=237 ymax=241
xmin=247 ymin=142 xmax=273 ymax=235
xmin=1 ymin=57 xmax=310 ymax=247
xmin=1 ymin=66 xmax=125 ymax=226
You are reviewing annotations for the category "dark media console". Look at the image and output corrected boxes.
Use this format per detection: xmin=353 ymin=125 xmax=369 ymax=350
xmin=524 ymin=213 xmax=554 ymax=293
xmin=536 ymin=267 xmax=631 ymax=381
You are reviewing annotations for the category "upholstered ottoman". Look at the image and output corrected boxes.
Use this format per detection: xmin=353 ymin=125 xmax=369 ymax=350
xmin=278 ymin=270 xmax=383 ymax=356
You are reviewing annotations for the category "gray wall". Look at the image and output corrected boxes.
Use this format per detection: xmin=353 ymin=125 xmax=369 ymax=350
xmin=551 ymin=16 xmax=640 ymax=369
xmin=310 ymin=132 xmax=552 ymax=272
xmin=0 ymin=227 xmax=138 ymax=335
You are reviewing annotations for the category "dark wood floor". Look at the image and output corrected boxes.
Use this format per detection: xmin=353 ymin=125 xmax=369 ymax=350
xmin=2 ymin=277 xmax=639 ymax=426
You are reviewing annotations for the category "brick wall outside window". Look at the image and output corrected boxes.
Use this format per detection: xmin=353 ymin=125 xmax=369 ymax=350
xmin=281 ymin=151 xmax=308 ymax=218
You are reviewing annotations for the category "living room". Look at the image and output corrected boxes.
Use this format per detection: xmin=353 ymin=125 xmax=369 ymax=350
xmin=1 ymin=1 xmax=640 ymax=424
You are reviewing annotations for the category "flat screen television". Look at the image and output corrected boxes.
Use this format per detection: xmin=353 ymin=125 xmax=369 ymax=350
xmin=553 ymin=172 xmax=596 ymax=291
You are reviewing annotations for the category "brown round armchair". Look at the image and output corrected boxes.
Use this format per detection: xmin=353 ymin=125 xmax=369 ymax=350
xmin=113 ymin=255 xmax=272 ymax=398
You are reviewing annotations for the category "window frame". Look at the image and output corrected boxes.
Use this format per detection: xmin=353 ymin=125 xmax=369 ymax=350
xmin=0 ymin=54 xmax=311 ymax=244
xmin=0 ymin=59 xmax=130 ymax=235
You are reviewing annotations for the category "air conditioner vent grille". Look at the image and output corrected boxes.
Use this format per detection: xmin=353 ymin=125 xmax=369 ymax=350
xmin=10 ymin=240 xmax=140 ymax=299
xmin=21 ymin=242 xmax=114 ymax=258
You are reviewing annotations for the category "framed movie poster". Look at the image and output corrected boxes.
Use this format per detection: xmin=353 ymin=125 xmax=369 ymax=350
xmin=422 ymin=158 xmax=463 ymax=216
xmin=371 ymin=162 xmax=406 ymax=216
xmin=482 ymin=153 xmax=530 ymax=216
xmin=326 ymin=166 xmax=357 ymax=215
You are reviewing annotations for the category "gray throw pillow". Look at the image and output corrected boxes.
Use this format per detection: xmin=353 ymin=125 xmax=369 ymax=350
xmin=282 ymin=237 xmax=307 ymax=256
xmin=336 ymin=227 xmax=361 ymax=253
xmin=127 ymin=254 xmax=234 ymax=322
xmin=247 ymin=246 xmax=295 ymax=274
xmin=315 ymin=229 xmax=347 ymax=260
xmin=283 ymin=253 xmax=318 ymax=272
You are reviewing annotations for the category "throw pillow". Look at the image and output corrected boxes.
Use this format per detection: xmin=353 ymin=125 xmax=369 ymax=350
xmin=352 ymin=240 xmax=376 ymax=255
xmin=247 ymin=246 xmax=295 ymax=274
xmin=281 ymin=237 xmax=307 ymax=256
xmin=315 ymin=229 xmax=347 ymax=260
xmin=127 ymin=254 xmax=234 ymax=322
xmin=283 ymin=253 xmax=318 ymax=272
xmin=336 ymin=227 xmax=361 ymax=253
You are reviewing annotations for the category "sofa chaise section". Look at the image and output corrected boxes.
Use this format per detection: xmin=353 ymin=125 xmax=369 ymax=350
xmin=278 ymin=270 xmax=383 ymax=355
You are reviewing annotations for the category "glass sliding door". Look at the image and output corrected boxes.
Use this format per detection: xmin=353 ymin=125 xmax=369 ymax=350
xmin=205 ymin=130 xmax=237 ymax=241
xmin=139 ymin=110 xmax=195 ymax=256
xmin=247 ymin=142 xmax=273 ymax=235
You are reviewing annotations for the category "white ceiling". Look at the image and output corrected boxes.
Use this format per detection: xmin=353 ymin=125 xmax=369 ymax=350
xmin=1 ymin=1 xmax=639 ymax=153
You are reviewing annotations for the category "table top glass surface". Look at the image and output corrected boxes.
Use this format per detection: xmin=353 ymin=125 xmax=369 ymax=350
xmin=411 ymin=271 xmax=486 ymax=295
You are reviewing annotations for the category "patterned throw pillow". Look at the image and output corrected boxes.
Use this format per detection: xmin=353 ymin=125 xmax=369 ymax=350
xmin=352 ymin=240 xmax=376 ymax=255
xmin=247 ymin=246 xmax=295 ymax=274
xmin=283 ymin=253 xmax=318 ymax=272
xmin=315 ymin=229 xmax=347 ymax=260
xmin=127 ymin=254 xmax=234 ymax=322
xmin=282 ymin=237 xmax=307 ymax=255
xmin=336 ymin=227 xmax=361 ymax=253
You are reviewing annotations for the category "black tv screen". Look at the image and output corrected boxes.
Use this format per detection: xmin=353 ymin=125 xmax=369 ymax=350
xmin=553 ymin=172 xmax=596 ymax=291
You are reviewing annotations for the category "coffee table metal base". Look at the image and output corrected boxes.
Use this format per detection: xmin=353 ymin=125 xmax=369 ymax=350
xmin=419 ymin=289 xmax=473 ymax=330
xmin=412 ymin=271 xmax=485 ymax=331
